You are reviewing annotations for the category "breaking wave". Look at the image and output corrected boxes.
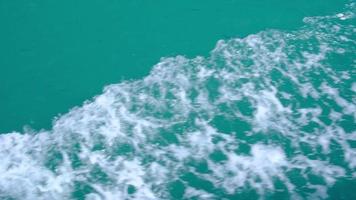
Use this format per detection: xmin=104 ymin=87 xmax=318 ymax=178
xmin=0 ymin=3 xmax=355 ymax=200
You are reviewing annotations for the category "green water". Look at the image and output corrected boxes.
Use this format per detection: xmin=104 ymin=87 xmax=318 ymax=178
xmin=0 ymin=0 xmax=348 ymax=133
xmin=0 ymin=1 xmax=355 ymax=200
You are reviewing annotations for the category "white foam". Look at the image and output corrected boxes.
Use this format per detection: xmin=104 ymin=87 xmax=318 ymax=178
xmin=0 ymin=4 xmax=355 ymax=199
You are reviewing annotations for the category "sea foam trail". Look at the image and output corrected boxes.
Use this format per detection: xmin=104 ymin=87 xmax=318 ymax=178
xmin=0 ymin=4 xmax=355 ymax=200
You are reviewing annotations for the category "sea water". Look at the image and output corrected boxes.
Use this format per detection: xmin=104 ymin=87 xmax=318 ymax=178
xmin=0 ymin=1 xmax=355 ymax=200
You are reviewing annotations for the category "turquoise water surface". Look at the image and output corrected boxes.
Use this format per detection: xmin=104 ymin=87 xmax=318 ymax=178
xmin=0 ymin=1 xmax=355 ymax=199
